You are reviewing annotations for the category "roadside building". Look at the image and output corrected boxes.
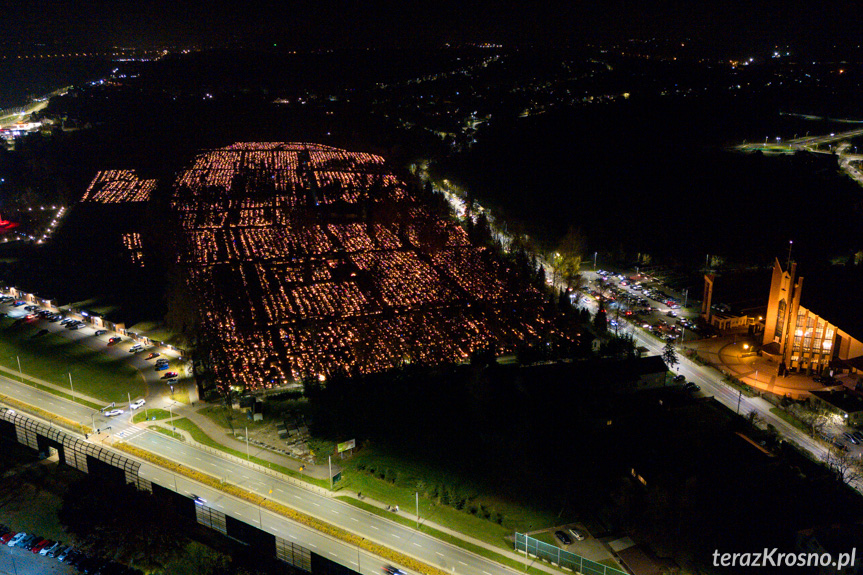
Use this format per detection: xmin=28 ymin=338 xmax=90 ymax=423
xmin=808 ymin=389 xmax=863 ymax=426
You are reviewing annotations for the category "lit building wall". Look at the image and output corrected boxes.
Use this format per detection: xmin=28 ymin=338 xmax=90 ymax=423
xmin=763 ymin=259 xmax=863 ymax=373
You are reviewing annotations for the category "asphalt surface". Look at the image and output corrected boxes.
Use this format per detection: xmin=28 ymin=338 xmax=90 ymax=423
xmin=0 ymin=543 xmax=76 ymax=575
xmin=0 ymin=374 xmax=531 ymax=575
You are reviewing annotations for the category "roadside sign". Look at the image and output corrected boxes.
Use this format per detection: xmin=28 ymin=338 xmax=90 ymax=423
xmin=337 ymin=439 xmax=356 ymax=453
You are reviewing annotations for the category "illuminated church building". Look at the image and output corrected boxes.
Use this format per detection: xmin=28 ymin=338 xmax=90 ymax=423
xmin=762 ymin=259 xmax=863 ymax=375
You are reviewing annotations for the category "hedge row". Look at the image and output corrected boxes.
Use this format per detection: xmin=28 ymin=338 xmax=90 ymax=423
xmin=115 ymin=443 xmax=451 ymax=575
xmin=0 ymin=393 xmax=92 ymax=434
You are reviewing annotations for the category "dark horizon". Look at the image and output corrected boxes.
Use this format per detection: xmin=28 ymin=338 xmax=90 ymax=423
xmin=7 ymin=0 xmax=862 ymax=55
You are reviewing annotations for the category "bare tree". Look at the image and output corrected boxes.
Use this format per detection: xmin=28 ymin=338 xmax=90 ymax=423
xmin=822 ymin=446 xmax=863 ymax=487
xmin=795 ymin=408 xmax=830 ymax=438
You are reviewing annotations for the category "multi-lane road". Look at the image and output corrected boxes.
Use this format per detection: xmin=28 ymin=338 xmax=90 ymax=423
xmin=0 ymin=372 xmax=537 ymax=575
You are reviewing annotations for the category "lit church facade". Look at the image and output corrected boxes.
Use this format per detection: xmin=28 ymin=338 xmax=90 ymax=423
xmin=762 ymin=259 xmax=863 ymax=374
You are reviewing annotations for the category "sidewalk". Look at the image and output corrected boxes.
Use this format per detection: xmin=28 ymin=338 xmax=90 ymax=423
xmin=681 ymin=336 xmax=842 ymax=400
xmin=147 ymin=399 xmax=334 ymax=481
xmin=325 ymin=487 xmax=570 ymax=575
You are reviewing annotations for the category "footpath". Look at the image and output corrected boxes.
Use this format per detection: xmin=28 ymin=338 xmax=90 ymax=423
xmin=1 ymin=362 xmax=583 ymax=575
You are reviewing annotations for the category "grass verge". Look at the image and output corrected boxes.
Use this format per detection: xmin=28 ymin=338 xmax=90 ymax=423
xmin=769 ymin=407 xmax=809 ymax=433
xmin=133 ymin=408 xmax=172 ymax=424
xmin=148 ymin=425 xmax=185 ymax=441
xmin=168 ymin=416 xmax=329 ymax=489
xmin=0 ymin=316 xmax=146 ymax=403
xmin=334 ymin=451 xmax=562 ymax=549
xmin=337 ymin=497 xmax=553 ymax=575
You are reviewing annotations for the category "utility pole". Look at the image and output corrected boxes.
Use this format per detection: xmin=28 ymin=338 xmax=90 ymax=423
xmin=416 ymin=491 xmax=419 ymax=529
xmin=245 ymin=426 xmax=250 ymax=460
xmin=737 ymin=389 xmax=742 ymax=415
xmin=16 ymin=355 xmax=22 ymax=383
xmin=328 ymin=455 xmax=333 ymax=490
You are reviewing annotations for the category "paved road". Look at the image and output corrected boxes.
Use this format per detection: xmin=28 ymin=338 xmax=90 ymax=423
xmin=0 ymin=374 xmax=533 ymax=575
xmin=574 ymin=271 xmax=840 ymax=477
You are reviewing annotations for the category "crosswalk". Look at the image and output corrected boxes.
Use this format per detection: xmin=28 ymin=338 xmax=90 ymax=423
xmin=114 ymin=426 xmax=146 ymax=441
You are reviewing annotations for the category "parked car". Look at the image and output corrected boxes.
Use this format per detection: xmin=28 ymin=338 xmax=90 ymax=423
xmin=568 ymin=527 xmax=587 ymax=541
xmin=42 ymin=540 xmax=62 ymax=556
xmin=129 ymin=345 xmax=143 ymax=353
xmin=20 ymin=534 xmax=40 ymax=549
xmin=155 ymin=358 xmax=169 ymax=365
xmin=852 ymin=431 xmax=863 ymax=442
xmin=32 ymin=538 xmax=52 ymax=553
xmin=162 ymin=372 xmax=178 ymax=379
xmin=673 ymin=374 xmax=686 ymax=383
xmin=554 ymin=530 xmax=572 ymax=545
xmin=108 ymin=337 xmax=121 ymax=345
xmin=130 ymin=399 xmax=146 ymax=410
xmin=145 ymin=352 xmax=160 ymax=360
xmin=0 ymin=532 xmax=17 ymax=545
xmin=57 ymin=546 xmax=74 ymax=561
xmin=94 ymin=329 xmax=107 ymax=336
xmin=684 ymin=382 xmax=700 ymax=392
xmin=166 ymin=379 xmax=178 ymax=385
xmin=155 ymin=363 xmax=169 ymax=371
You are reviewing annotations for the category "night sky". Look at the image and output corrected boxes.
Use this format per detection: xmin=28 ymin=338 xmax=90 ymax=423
xmin=8 ymin=0 xmax=863 ymax=52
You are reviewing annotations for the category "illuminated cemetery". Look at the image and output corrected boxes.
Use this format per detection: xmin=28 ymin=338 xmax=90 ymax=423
xmin=172 ymin=142 xmax=556 ymax=390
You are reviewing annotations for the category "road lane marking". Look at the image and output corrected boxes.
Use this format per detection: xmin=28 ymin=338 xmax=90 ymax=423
xmin=294 ymin=495 xmax=302 ymax=499
xmin=308 ymin=543 xmax=317 ymax=548
xmin=392 ymin=535 xmax=400 ymax=539
xmin=329 ymin=552 xmax=338 ymax=557
xmin=413 ymin=542 xmax=422 ymax=548
xmin=459 ymin=561 xmax=467 ymax=566
xmin=370 ymin=526 xmax=379 ymax=530
xmin=312 ymin=502 xmax=320 ymax=507
xmin=483 ymin=571 xmax=492 ymax=575
xmin=351 ymin=517 xmax=359 ymax=522
xmin=276 ymin=488 xmax=284 ymax=493
xmin=290 ymin=535 xmax=296 ymax=539
xmin=332 ymin=510 xmax=339 ymax=514
xmin=436 ymin=552 xmax=444 ymax=557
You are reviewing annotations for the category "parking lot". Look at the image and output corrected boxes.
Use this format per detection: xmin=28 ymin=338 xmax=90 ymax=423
xmin=0 ymin=544 xmax=77 ymax=575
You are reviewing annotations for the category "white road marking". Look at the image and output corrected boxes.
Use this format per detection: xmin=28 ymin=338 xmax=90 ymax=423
xmin=312 ymin=502 xmax=320 ymax=507
xmin=436 ymin=552 xmax=444 ymax=557
xmin=459 ymin=561 xmax=468 ymax=566
xmin=294 ymin=495 xmax=302 ymax=500
xmin=392 ymin=534 xmax=400 ymax=539
xmin=308 ymin=543 xmax=317 ymax=548
xmin=371 ymin=526 xmax=379 ymax=530
xmin=413 ymin=542 xmax=422 ymax=548
xmin=290 ymin=535 xmax=296 ymax=540
xmin=332 ymin=510 xmax=339 ymax=514
xmin=329 ymin=552 xmax=338 ymax=557
xmin=351 ymin=517 xmax=359 ymax=522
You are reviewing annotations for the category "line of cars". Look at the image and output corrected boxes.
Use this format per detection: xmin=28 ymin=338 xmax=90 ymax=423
xmin=0 ymin=524 xmax=141 ymax=574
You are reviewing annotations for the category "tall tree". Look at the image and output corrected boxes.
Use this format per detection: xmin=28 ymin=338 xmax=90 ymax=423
xmin=662 ymin=341 xmax=678 ymax=371
xmin=556 ymin=226 xmax=586 ymax=289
